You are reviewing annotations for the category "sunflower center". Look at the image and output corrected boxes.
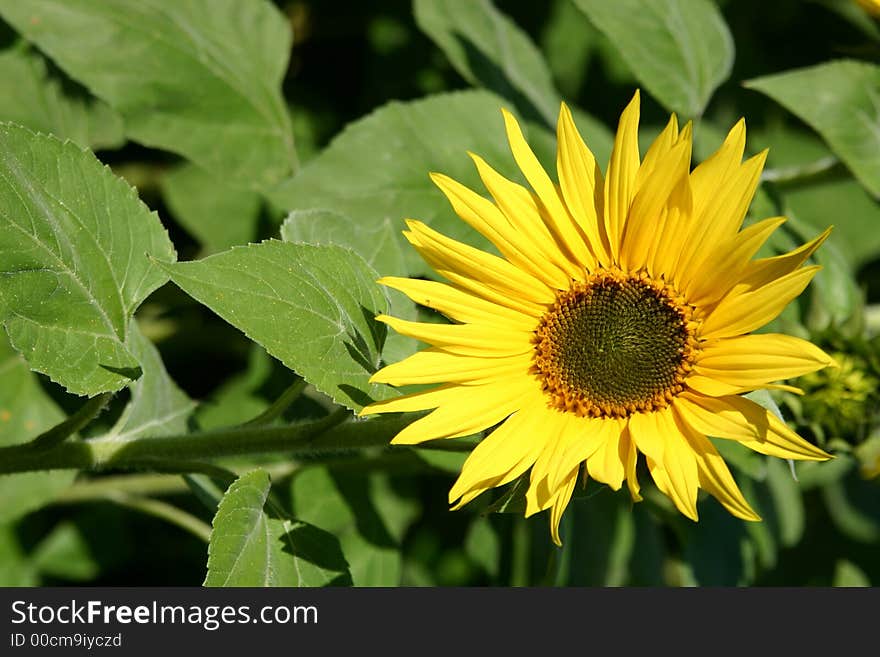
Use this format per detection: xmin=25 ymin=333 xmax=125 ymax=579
xmin=533 ymin=270 xmax=698 ymax=418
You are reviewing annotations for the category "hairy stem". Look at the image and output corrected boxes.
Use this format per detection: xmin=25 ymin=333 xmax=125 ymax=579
xmin=28 ymin=392 xmax=113 ymax=450
xmin=239 ymin=379 xmax=307 ymax=427
xmin=59 ymin=491 xmax=213 ymax=543
xmin=0 ymin=409 xmax=452 ymax=476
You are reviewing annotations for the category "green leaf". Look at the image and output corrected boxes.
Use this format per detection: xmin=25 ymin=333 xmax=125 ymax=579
xmin=0 ymin=0 xmax=297 ymax=189
xmin=0 ymin=123 xmax=175 ymax=395
xmin=0 ymin=46 xmax=123 ymax=149
xmin=98 ymin=321 xmax=195 ymax=440
xmin=158 ymin=241 xmax=392 ymax=411
xmin=573 ymin=0 xmax=734 ymax=117
xmin=413 ymin=0 xmax=562 ymax=126
xmin=160 ymin=164 xmax=262 ymax=254
xmin=0 ymin=335 xmax=74 ymax=523
xmin=281 ymin=209 xmax=408 ymax=282
xmin=290 ymin=467 xmax=418 ymax=586
xmin=280 ymin=209 xmax=418 ymax=364
xmin=746 ymin=60 xmax=880 ymax=198
xmin=205 ymin=469 xmax=351 ymax=587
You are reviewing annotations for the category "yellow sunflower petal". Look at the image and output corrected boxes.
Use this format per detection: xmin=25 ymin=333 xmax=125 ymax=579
xmin=374 ymin=314 xmax=532 ymax=355
xmin=549 ymin=465 xmax=580 ymax=546
xmin=584 ymin=425 xmax=626 ymax=490
xmin=636 ymin=113 xmax=680 ymax=187
xmin=470 ymin=152 xmax=583 ymax=280
xmin=370 ymin=347 xmax=532 ymax=386
xmin=548 ymin=415 xmax=622 ymax=491
xmin=673 ymin=393 xmax=832 ymax=461
xmin=404 ymin=219 xmax=554 ymax=305
xmin=685 ymin=374 xmax=804 ymax=397
xmin=620 ymin=139 xmax=690 ymax=273
xmin=678 ymin=424 xmax=761 ymax=521
xmin=739 ymin=226 xmax=833 ymax=290
xmin=556 ymin=102 xmax=609 ymax=264
xmin=631 ymin=407 xmax=699 ymax=519
xmin=689 ymin=118 xmax=747 ymax=221
xmin=686 ymin=216 xmax=786 ymax=306
xmin=695 ymin=334 xmax=835 ymax=389
xmin=621 ymin=427 xmax=642 ymax=502
xmin=700 ymin=265 xmax=821 ymax=339
xmin=525 ymin=471 xmax=554 ymax=517
xmin=378 ymin=276 xmax=537 ymax=330
xmin=448 ymin=401 xmax=547 ymax=504
xmin=502 ymin=108 xmax=594 ymax=269
xmin=429 ymin=172 xmax=572 ymax=289
xmin=389 ymin=378 xmax=535 ymax=444
xmin=604 ymin=90 xmax=641 ymax=260
xmin=645 ymin=454 xmax=699 ymax=521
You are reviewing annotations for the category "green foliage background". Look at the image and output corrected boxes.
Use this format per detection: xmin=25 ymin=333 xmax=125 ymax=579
xmin=0 ymin=0 xmax=878 ymax=587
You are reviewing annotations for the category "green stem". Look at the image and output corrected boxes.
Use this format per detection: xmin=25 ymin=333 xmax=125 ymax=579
xmin=239 ymin=379 xmax=307 ymax=427
xmin=56 ymin=474 xmax=190 ymax=502
xmin=29 ymin=392 xmax=113 ymax=450
xmin=0 ymin=408 xmax=352 ymax=476
xmin=59 ymin=491 xmax=212 ymax=543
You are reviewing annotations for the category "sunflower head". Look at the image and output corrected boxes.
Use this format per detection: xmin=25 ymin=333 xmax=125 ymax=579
xmin=362 ymin=91 xmax=834 ymax=545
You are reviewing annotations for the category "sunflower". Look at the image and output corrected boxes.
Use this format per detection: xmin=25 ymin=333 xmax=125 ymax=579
xmin=360 ymin=91 xmax=834 ymax=545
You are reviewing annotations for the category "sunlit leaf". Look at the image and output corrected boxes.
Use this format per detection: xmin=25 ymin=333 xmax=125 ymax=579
xmin=205 ymin=469 xmax=351 ymax=587
xmin=0 ymin=123 xmax=175 ymax=395
xmin=158 ymin=241 xmax=392 ymax=411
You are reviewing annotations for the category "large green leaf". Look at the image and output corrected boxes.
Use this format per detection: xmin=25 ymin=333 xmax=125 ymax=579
xmin=746 ymin=60 xmax=880 ymax=198
xmin=158 ymin=241 xmax=392 ymax=411
xmin=573 ymin=0 xmax=734 ymax=117
xmin=0 ymin=123 xmax=175 ymax=395
xmin=413 ymin=0 xmax=562 ymax=126
xmin=290 ymin=467 xmax=418 ymax=586
xmin=205 ymin=469 xmax=351 ymax=587
xmin=97 ymin=321 xmax=195 ymax=441
xmin=160 ymin=163 xmax=263 ymax=254
xmin=0 ymin=0 xmax=297 ymax=189
xmin=0 ymin=335 xmax=75 ymax=523
xmin=280 ymin=209 xmax=418 ymax=364
xmin=0 ymin=46 xmax=123 ymax=149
